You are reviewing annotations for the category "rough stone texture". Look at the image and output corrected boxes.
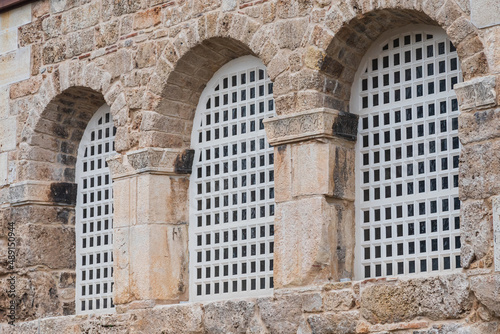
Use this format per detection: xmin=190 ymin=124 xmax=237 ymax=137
xmin=470 ymin=275 xmax=500 ymax=317
xmin=470 ymin=0 xmax=500 ymax=28
xmin=360 ymin=274 xmax=471 ymax=324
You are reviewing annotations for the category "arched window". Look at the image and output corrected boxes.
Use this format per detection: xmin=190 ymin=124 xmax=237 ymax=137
xmin=353 ymin=26 xmax=462 ymax=279
xmin=76 ymin=104 xmax=116 ymax=314
xmin=189 ymin=56 xmax=276 ymax=301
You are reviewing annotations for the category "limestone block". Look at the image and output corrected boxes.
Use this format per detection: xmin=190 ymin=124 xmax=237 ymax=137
xmin=15 ymin=223 xmax=75 ymax=269
xmin=113 ymin=227 xmax=131 ymax=304
xmin=492 ymin=196 xmax=500 ymax=271
xmin=128 ymin=223 xmax=188 ymax=302
xmin=471 ymin=0 xmax=500 ymax=28
xmin=291 ymin=141 xmax=332 ymax=197
xmin=274 ymin=145 xmax=292 ymax=203
xmin=460 ymin=199 xmax=492 ymax=264
xmin=257 ymin=294 xmax=303 ymax=334
xmin=460 ymin=140 xmax=500 ymax=200
xmin=455 ymin=76 xmax=497 ymax=112
xmin=360 ymin=273 xmax=471 ymax=324
xmin=264 ymin=108 xmax=358 ymax=146
xmin=274 ymin=196 xmax=339 ymax=287
xmin=112 ymin=178 xmax=132 ymax=228
xmin=307 ymin=310 xmax=359 ymax=334
xmin=0 ymin=153 xmax=7 ymax=186
xmin=459 ymin=108 xmax=500 ymax=144
xmin=0 ymin=271 xmax=61 ymax=324
xmin=0 ymin=4 xmax=31 ymax=29
xmin=0 ymin=47 xmax=30 ymax=87
xmin=323 ymin=289 xmax=355 ymax=311
xmin=0 ymin=28 xmax=18 ymax=55
xmin=136 ymin=174 xmax=189 ymax=225
xmin=301 ymin=292 xmax=323 ymax=312
xmin=204 ymin=300 xmax=259 ymax=333
xmin=0 ymin=85 xmax=8 ymax=119
xmin=470 ymin=275 xmax=500 ymax=316
xmin=289 ymin=140 xmax=355 ymax=200
xmin=131 ymin=304 xmax=204 ymax=333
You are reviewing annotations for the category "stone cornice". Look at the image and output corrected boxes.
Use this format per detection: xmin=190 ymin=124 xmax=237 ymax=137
xmin=263 ymin=108 xmax=358 ymax=146
xmin=107 ymin=148 xmax=194 ymax=180
xmin=454 ymin=75 xmax=497 ymax=112
xmin=9 ymin=180 xmax=76 ymax=207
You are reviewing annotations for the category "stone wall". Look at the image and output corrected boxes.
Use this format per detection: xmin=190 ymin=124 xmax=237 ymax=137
xmin=0 ymin=0 xmax=499 ymax=332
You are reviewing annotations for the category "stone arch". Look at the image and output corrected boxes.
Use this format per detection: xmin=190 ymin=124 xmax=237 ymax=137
xmin=141 ymin=12 xmax=285 ymax=148
xmin=317 ymin=5 xmax=488 ymax=113
xmin=19 ymin=60 xmax=130 ymax=183
xmin=8 ymin=68 xmax=126 ymax=319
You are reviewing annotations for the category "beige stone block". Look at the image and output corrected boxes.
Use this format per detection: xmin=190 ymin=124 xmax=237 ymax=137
xmin=134 ymin=174 xmax=189 ymax=225
xmin=0 ymin=47 xmax=30 ymax=87
xmin=113 ymin=226 xmax=131 ymax=304
xmin=0 ymin=86 xmax=9 ymax=119
xmin=471 ymin=0 xmax=500 ymax=28
xmin=274 ymin=144 xmax=292 ymax=203
xmin=274 ymin=196 xmax=338 ymax=288
xmin=0 ymin=153 xmax=8 ymax=186
xmin=290 ymin=140 xmax=355 ymax=200
xmin=128 ymin=224 xmax=188 ymax=301
xmin=112 ymin=178 xmax=131 ymax=228
xmin=0 ymin=116 xmax=16 ymax=152
xmin=0 ymin=28 xmax=17 ymax=55
xmin=0 ymin=4 xmax=31 ymax=30
xmin=291 ymin=141 xmax=331 ymax=197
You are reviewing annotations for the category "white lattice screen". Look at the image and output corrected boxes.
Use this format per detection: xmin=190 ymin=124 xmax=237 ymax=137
xmin=189 ymin=56 xmax=276 ymax=302
xmin=353 ymin=26 xmax=462 ymax=279
xmin=76 ymin=104 xmax=115 ymax=314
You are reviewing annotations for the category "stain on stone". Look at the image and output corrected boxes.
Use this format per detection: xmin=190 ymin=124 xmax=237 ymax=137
xmin=278 ymin=145 xmax=287 ymax=153
xmin=319 ymin=56 xmax=344 ymax=78
xmin=332 ymin=112 xmax=358 ymax=141
xmin=174 ymin=149 xmax=195 ymax=174
xmin=53 ymin=124 xmax=69 ymax=138
xmin=49 ymin=182 xmax=77 ymax=205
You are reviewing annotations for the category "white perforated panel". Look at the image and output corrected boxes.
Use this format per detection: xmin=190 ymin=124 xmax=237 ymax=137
xmin=76 ymin=104 xmax=116 ymax=314
xmin=189 ymin=56 xmax=276 ymax=302
xmin=353 ymin=27 xmax=462 ymax=279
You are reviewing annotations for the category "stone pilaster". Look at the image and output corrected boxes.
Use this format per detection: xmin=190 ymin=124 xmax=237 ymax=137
xmin=107 ymin=148 xmax=194 ymax=311
xmin=263 ymin=108 xmax=358 ymax=287
xmin=455 ymin=75 xmax=499 ymax=269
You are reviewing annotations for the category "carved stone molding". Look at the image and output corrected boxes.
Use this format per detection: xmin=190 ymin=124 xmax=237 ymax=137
xmin=455 ymin=76 xmax=497 ymax=112
xmin=9 ymin=180 xmax=77 ymax=206
xmin=108 ymin=148 xmax=194 ymax=180
xmin=263 ymin=108 xmax=358 ymax=146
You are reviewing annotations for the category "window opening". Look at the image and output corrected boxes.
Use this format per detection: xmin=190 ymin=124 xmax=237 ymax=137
xmin=353 ymin=27 xmax=462 ymax=279
xmin=189 ymin=56 xmax=276 ymax=301
xmin=76 ymin=104 xmax=116 ymax=314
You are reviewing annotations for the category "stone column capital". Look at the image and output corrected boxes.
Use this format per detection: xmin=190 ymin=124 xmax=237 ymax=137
xmin=107 ymin=148 xmax=194 ymax=180
xmin=454 ymin=75 xmax=497 ymax=112
xmin=263 ymin=108 xmax=358 ymax=146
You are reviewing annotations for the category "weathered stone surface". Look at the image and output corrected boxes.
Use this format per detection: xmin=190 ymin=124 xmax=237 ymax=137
xmin=470 ymin=275 xmax=500 ymax=317
xmin=131 ymin=304 xmax=203 ymax=333
xmin=461 ymin=199 xmax=492 ymax=265
xmin=460 ymin=139 xmax=500 ymax=200
xmin=323 ymin=289 xmax=354 ymax=311
xmin=257 ymin=294 xmax=303 ymax=334
xmin=0 ymin=271 xmax=61 ymax=322
xmin=471 ymin=0 xmax=500 ymax=28
xmin=16 ymin=223 xmax=75 ymax=269
xmin=307 ymin=310 xmax=359 ymax=334
xmin=274 ymin=196 xmax=337 ymax=287
xmin=360 ymin=274 xmax=471 ymax=324
xmin=204 ymin=300 xmax=257 ymax=333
